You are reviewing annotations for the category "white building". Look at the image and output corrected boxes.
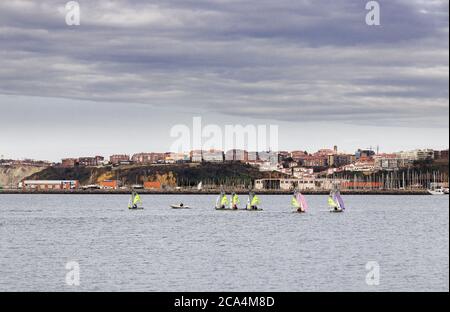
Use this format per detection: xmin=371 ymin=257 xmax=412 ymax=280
xmin=247 ymin=152 xmax=259 ymax=162
xmin=202 ymin=150 xmax=224 ymax=162
xmin=396 ymin=149 xmax=434 ymax=161
xmin=190 ymin=150 xmax=203 ymax=163
xmin=258 ymin=151 xmax=279 ymax=165
xmin=254 ymin=178 xmax=316 ymax=191
xmin=225 ymin=149 xmax=248 ymax=162
xmin=374 ymin=157 xmax=411 ymax=170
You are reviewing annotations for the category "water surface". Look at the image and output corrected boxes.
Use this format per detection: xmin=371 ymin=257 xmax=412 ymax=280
xmin=0 ymin=194 xmax=448 ymax=291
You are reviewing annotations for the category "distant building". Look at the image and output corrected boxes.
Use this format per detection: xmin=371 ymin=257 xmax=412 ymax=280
xmin=355 ymin=149 xmax=376 ymax=160
xmin=110 ymin=154 xmax=130 ymax=165
xmin=257 ymin=161 xmax=280 ymax=172
xmin=190 ymin=150 xmax=203 ymax=163
xmin=225 ymin=149 xmax=248 ymax=162
xmin=22 ymin=180 xmax=79 ymax=190
xmin=165 ymin=152 xmax=190 ymax=163
xmin=396 ymin=149 xmax=434 ymax=161
xmin=341 ymin=181 xmax=383 ymax=189
xmin=278 ymin=151 xmax=290 ymax=162
xmin=374 ymin=157 xmax=411 ymax=171
xmin=292 ymin=167 xmax=314 ymax=179
xmin=61 ymin=158 xmax=78 ymax=167
xmin=62 ymin=156 xmax=104 ymax=167
xmin=315 ymin=148 xmax=336 ymax=156
xmin=144 ymin=181 xmax=162 ymax=189
xmin=291 ymin=151 xmax=308 ymax=159
xmin=99 ymin=180 xmax=120 ymax=189
xmin=78 ymin=157 xmax=98 ymax=167
xmin=328 ymin=154 xmax=355 ymax=168
xmin=132 ymin=153 xmax=165 ymax=164
xmin=247 ymin=151 xmax=259 ymax=162
xmin=254 ymin=178 xmax=316 ymax=191
xmin=302 ymin=155 xmax=328 ymax=168
xmin=343 ymin=159 xmax=375 ymax=172
xmin=434 ymin=149 xmax=449 ymax=161
xmin=202 ymin=150 xmax=224 ymax=162
xmin=258 ymin=151 xmax=279 ymax=165
xmin=255 ymin=177 xmax=348 ymax=191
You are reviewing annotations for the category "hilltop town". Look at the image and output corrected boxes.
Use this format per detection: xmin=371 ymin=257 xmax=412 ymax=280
xmin=1 ymin=146 xmax=448 ymax=194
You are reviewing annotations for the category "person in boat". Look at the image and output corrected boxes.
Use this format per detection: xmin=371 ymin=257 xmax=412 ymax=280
xmin=180 ymin=203 xmax=184 ymax=207
xmin=218 ymin=191 xmax=228 ymax=209
xmin=292 ymin=191 xmax=304 ymax=213
xmin=248 ymin=191 xmax=259 ymax=210
xmin=131 ymin=190 xmax=138 ymax=209
xmin=231 ymin=192 xmax=239 ymax=210
xmin=328 ymin=194 xmax=339 ymax=211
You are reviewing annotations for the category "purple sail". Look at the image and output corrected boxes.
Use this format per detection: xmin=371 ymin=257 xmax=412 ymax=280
xmin=335 ymin=192 xmax=345 ymax=210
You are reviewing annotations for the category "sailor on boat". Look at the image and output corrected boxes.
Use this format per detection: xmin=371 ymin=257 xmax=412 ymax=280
xmin=328 ymin=190 xmax=345 ymax=212
xmin=128 ymin=190 xmax=143 ymax=210
xmin=292 ymin=190 xmax=307 ymax=213
xmin=247 ymin=191 xmax=260 ymax=210
xmin=231 ymin=192 xmax=240 ymax=210
xmin=328 ymin=193 xmax=339 ymax=212
xmin=216 ymin=191 xmax=229 ymax=209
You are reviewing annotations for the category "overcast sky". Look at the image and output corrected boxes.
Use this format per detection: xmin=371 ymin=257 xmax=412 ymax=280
xmin=0 ymin=0 xmax=448 ymax=161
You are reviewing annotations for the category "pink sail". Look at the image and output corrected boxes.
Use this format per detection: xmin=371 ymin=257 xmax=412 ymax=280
xmin=297 ymin=193 xmax=308 ymax=212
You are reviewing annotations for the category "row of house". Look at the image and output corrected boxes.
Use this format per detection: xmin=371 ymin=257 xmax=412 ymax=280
xmin=59 ymin=148 xmax=449 ymax=174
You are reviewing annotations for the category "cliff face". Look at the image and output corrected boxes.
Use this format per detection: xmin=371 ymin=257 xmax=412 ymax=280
xmin=0 ymin=166 xmax=47 ymax=188
xmin=22 ymin=163 xmax=283 ymax=187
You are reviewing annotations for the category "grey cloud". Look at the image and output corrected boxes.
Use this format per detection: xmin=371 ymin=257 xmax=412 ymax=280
xmin=0 ymin=0 xmax=448 ymax=128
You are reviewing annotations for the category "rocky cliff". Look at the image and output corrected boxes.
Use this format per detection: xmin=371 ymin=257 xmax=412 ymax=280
xmin=0 ymin=165 xmax=47 ymax=188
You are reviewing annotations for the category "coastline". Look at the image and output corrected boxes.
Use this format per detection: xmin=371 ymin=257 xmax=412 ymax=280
xmin=0 ymin=189 xmax=431 ymax=195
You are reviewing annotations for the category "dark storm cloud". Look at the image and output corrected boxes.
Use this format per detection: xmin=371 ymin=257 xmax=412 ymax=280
xmin=0 ymin=0 xmax=448 ymax=127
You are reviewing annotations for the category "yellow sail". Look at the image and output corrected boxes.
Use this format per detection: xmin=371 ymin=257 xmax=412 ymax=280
xmin=232 ymin=194 xmax=240 ymax=205
xmin=133 ymin=193 xmax=142 ymax=205
xmin=328 ymin=197 xmax=337 ymax=208
xmin=291 ymin=196 xmax=300 ymax=208
xmin=251 ymin=195 xmax=260 ymax=206
xmin=221 ymin=195 xmax=229 ymax=206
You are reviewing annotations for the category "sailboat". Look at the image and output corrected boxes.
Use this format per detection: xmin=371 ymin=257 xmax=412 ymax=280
xmin=215 ymin=191 xmax=229 ymax=210
xmin=197 ymin=181 xmax=203 ymax=191
xmin=128 ymin=190 xmax=144 ymax=210
xmin=246 ymin=192 xmax=262 ymax=211
xmin=328 ymin=190 xmax=345 ymax=213
xmin=230 ymin=192 xmax=240 ymax=210
xmin=292 ymin=191 xmax=308 ymax=213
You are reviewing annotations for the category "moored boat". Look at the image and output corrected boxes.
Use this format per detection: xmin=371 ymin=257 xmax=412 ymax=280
xmin=427 ymin=186 xmax=447 ymax=195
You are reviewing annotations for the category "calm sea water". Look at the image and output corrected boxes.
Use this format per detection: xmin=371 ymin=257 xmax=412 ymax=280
xmin=0 ymin=194 xmax=448 ymax=292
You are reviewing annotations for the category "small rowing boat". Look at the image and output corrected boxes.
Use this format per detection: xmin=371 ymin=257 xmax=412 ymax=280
xmin=170 ymin=204 xmax=191 ymax=209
